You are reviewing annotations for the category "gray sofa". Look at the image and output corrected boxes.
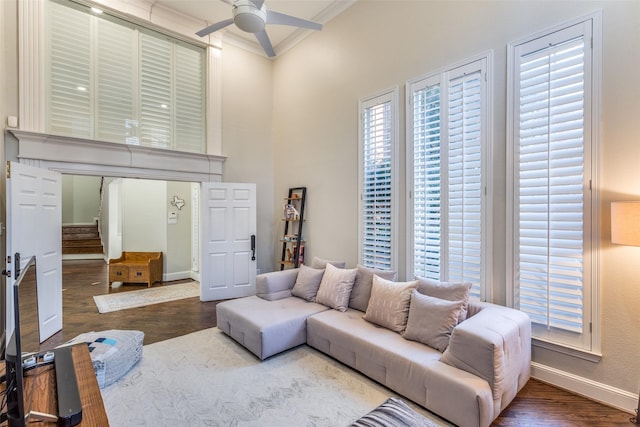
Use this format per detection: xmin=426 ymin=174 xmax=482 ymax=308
xmin=216 ymin=267 xmax=531 ymax=427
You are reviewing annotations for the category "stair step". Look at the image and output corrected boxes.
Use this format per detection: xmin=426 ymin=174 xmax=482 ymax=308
xmin=63 ymin=239 xmax=102 ymax=247
xmin=63 ymin=233 xmax=99 ymax=240
xmin=63 ymin=246 xmax=103 ymax=255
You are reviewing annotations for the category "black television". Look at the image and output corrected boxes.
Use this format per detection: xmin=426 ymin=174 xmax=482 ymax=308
xmin=4 ymin=254 xmax=41 ymax=427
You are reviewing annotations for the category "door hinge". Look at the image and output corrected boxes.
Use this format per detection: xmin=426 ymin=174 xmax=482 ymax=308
xmin=589 ymin=322 xmax=592 ymax=333
xmin=6 ymin=161 xmax=10 ymax=179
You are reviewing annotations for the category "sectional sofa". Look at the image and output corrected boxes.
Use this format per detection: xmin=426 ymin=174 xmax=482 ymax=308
xmin=216 ymin=261 xmax=531 ymax=427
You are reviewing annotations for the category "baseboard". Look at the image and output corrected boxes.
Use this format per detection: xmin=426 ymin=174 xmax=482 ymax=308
xmin=163 ymin=271 xmax=192 ymax=282
xmin=190 ymin=272 xmax=201 ymax=282
xmin=531 ymin=362 xmax=637 ymax=414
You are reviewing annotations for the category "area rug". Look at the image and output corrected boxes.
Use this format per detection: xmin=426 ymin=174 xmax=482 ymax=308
xmin=100 ymin=328 xmax=453 ymax=427
xmin=93 ymin=281 xmax=200 ymax=313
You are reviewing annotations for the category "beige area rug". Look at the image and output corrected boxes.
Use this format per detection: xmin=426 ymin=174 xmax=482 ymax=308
xmin=93 ymin=281 xmax=200 ymax=313
xmin=100 ymin=328 xmax=453 ymax=427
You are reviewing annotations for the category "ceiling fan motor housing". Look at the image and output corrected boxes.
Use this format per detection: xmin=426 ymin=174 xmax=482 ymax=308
xmin=233 ymin=0 xmax=267 ymax=33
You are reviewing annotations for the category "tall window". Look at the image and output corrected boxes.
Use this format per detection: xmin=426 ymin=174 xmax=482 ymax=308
xmin=45 ymin=0 xmax=206 ymax=153
xmin=507 ymin=15 xmax=600 ymax=352
xmin=408 ymin=55 xmax=491 ymax=300
xmin=358 ymin=89 xmax=399 ymax=271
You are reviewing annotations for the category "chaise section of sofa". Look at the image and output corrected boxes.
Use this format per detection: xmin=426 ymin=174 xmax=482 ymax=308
xmin=216 ymin=268 xmax=329 ymax=360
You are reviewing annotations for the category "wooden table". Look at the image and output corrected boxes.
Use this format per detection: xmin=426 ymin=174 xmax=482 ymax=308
xmin=1 ymin=344 xmax=109 ymax=426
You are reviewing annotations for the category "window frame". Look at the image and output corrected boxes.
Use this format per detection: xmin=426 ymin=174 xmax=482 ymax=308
xmin=358 ymin=87 xmax=400 ymax=272
xmin=406 ymin=52 xmax=493 ymax=301
xmin=506 ymin=12 xmax=602 ymax=357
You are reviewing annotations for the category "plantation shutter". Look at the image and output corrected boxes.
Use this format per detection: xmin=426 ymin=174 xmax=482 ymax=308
xmin=175 ymin=42 xmax=206 ymax=153
xmin=515 ymin=24 xmax=589 ymax=334
xmin=47 ymin=1 xmax=92 ymax=138
xmin=447 ymin=67 xmax=484 ymax=300
xmin=140 ymin=31 xmax=172 ymax=149
xmin=412 ymin=81 xmax=442 ymax=280
xmin=96 ymin=17 xmax=136 ymax=143
xmin=361 ymin=95 xmax=394 ymax=270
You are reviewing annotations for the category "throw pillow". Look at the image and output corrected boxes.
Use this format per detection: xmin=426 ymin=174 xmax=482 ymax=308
xmin=315 ymin=263 xmax=357 ymax=312
xmin=349 ymin=264 xmax=397 ymax=312
xmin=415 ymin=276 xmax=472 ymax=323
xmin=403 ymin=290 xmax=464 ymax=352
xmin=291 ymin=264 xmax=325 ymax=302
xmin=363 ymin=275 xmax=418 ymax=333
xmin=310 ymin=256 xmax=347 ymax=269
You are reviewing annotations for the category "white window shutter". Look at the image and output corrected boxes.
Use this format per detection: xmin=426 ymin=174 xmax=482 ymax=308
xmin=47 ymin=1 xmax=92 ymax=138
xmin=412 ymin=82 xmax=442 ymax=280
xmin=447 ymin=68 xmax=484 ymax=299
xmin=140 ymin=31 xmax=172 ymax=149
xmin=175 ymin=42 xmax=206 ymax=153
xmin=516 ymin=34 xmax=586 ymax=334
xmin=360 ymin=90 xmax=397 ymax=271
xmin=96 ymin=17 xmax=136 ymax=144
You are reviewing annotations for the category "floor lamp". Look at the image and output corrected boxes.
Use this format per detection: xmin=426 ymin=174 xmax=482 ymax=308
xmin=610 ymin=201 xmax=640 ymax=424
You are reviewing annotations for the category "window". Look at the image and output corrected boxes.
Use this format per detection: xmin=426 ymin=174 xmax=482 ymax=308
xmin=408 ymin=54 xmax=492 ymax=300
xmin=507 ymin=15 xmax=600 ymax=352
xmin=358 ymin=89 xmax=399 ymax=271
xmin=45 ymin=0 xmax=205 ymax=153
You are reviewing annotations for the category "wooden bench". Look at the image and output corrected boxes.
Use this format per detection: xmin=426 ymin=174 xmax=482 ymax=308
xmin=109 ymin=251 xmax=163 ymax=287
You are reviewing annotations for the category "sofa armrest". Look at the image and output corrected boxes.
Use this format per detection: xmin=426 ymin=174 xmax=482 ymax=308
xmin=256 ymin=269 xmax=299 ymax=301
xmin=441 ymin=303 xmax=531 ymax=401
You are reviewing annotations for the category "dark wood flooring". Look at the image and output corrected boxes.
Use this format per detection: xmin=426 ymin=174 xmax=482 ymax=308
xmin=45 ymin=259 xmax=633 ymax=426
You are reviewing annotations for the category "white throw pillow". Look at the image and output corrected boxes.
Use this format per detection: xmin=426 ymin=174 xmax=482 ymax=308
xmin=315 ymin=263 xmax=357 ymax=312
xmin=403 ymin=290 xmax=464 ymax=352
xmin=363 ymin=275 xmax=418 ymax=333
xmin=291 ymin=264 xmax=325 ymax=302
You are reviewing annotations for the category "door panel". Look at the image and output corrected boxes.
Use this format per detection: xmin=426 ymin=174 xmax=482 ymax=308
xmin=6 ymin=162 xmax=63 ymax=342
xmin=200 ymin=183 xmax=256 ymax=301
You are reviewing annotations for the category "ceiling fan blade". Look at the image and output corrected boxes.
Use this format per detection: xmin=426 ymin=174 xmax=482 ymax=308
xmin=255 ymin=30 xmax=275 ymax=57
xmin=266 ymin=10 xmax=322 ymax=31
xmin=250 ymin=0 xmax=265 ymax=8
xmin=196 ymin=18 xmax=235 ymax=37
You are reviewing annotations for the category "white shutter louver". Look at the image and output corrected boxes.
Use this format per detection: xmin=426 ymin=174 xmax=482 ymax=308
xmin=140 ymin=31 xmax=172 ymax=149
xmin=447 ymin=70 xmax=483 ymax=299
xmin=47 ymin=2 xmax=92 ymax=138
xmin=362 ymin=99 xmax=393 ymax=270
xmin=412 ymin=84 xmax=442 ymax=280
xmin=516 ymin=36 xmax=586 ymax=333
xmin=96 ymin=17 xmax=136 ymax=143
xmin=175 ymin=43 xmax=206 ymax=153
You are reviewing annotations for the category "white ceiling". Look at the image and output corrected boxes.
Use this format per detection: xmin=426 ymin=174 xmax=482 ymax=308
xmin=154 ymin=0 xmax=356 ymax=57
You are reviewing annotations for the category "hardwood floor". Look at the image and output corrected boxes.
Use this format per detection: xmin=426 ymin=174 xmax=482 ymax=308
xmin=45 ymin=259 xmax=633 ymax=426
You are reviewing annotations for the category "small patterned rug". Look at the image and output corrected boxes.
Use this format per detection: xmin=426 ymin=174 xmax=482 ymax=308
xmin=100 ymin=327 xmax=453 ymax=426
xmin=93 ymin=281 xmax=199 ymax=313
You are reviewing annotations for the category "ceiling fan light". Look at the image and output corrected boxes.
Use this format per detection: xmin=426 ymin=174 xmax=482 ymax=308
xmin=233 ymin=1 xmax=267 ymax=33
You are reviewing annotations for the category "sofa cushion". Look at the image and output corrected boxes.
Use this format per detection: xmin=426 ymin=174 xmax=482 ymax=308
xmin=403 ymin=291 xmax=464 ymax=352
xmin=291 ymin=265 xmax=325 ymax=302
xmin=310 ymin=256 xmax=346 ymax=269
xmin=315 ymin=263 xmax=357 ymax=312
xmin=416 ymin=276 xmax=472 ymax=323
xmin=256 ymin=268 xmax=299 ymax=301
xmin=349 ymin=264 xmax=397 ymax=312
xmin=363 ymin=275 xmax=418 ymax=333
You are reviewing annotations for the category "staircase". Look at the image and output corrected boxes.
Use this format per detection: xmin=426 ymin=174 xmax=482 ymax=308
xmin=62 ymin=223 xmax=104 ymax=255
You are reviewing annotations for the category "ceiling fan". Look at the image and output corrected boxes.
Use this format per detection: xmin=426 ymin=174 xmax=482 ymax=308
xmin=196 ymin=0 xmax=323 ymax=57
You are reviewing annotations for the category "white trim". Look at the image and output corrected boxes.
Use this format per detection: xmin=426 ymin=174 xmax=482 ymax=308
xmin=18 ymin=0 xmax=46 ymax=132
xmin=207 ymin=46 xmax=222 ymax=156
xmin=505 ymin=10 xmax=602 ymax=353
xmin=9 ymin=130 xmax=225 ymax=183
xmin=532 ymin=362 xmax=635 ymax=415
xmin=357 ymin=86 xmax=399 ymax=272
xmin=163 ymin=270 xmax=192 ymax=282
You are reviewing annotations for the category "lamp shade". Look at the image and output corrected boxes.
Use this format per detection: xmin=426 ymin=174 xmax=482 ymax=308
xmin=611 ymin=201 xmax=640 ymax=246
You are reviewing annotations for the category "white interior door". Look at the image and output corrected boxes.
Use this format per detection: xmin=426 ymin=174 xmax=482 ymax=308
xmin=200 ymin=183 xmax=257 ymax=301
xmin=6 ymin=162 xmax=63 ymax=342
